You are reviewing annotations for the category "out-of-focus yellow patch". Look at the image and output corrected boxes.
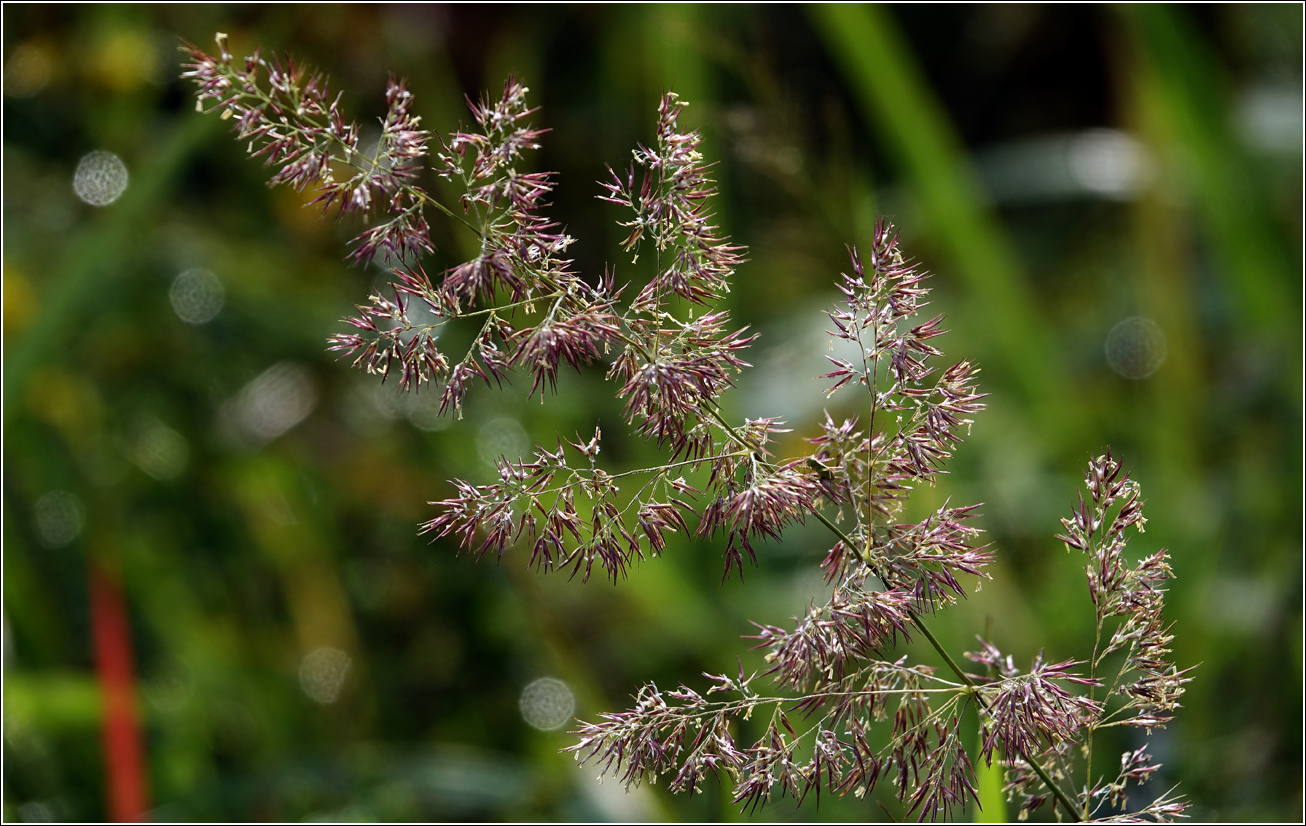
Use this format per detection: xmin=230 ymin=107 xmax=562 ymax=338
xmin=87 ymin=28 xmax=155 ymax=92
xmin=27 ymin=367 xmax=103 ymax=443
xmin=3 ymin=264 xmax=36 ymax=339
xmin=3 ymin=40 xmax=54 ymax=98
xmin=273 ymin=183 xmax=335 ymax=239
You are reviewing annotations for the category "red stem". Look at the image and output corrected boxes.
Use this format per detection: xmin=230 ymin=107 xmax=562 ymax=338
xmin=90 ymin=565 xmax=149 ymax=821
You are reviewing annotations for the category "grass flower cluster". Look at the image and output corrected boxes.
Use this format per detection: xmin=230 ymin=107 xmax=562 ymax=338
xmin=184 ymin=34 xmax=1192 ymax=821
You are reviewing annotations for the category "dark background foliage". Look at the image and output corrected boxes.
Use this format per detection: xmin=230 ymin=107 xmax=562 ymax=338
xmin=3 ymin=4 xmax=1300 ymax=821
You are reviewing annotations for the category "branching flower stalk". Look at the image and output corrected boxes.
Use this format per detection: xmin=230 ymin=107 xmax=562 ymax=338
xmin=184 ymin=34 xmax=1192 ymax=822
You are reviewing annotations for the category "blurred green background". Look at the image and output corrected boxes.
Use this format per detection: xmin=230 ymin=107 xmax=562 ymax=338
xmin=3 ymin=4 xmax=1300 ymax=822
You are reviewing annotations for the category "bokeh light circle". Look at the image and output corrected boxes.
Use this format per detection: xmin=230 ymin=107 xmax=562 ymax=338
xmin=225 ymin=362 xmax=319 ymax=445
xmin=129 ymin=418 xmax=189 ymax=481
xmin=170 ymin=268 xmax=225 ymax=324
xmin=33 ymin=491 xmax=85 ymax=547
xmin=299 ymin=647 xmax=352 ymax=705
xmin=1105 ymin=317 xmax=1167 ymax=380
xmin=4 ymin=42 xmax=52 ymax=98
xmin=478 ymin=416 xmax=529 ymax=466
xmin=72 ymin=150 xmax=129 ymax=206
xmin=519 ymin=677 xmax=575 ymax=731
xmin=407 ymin=392 xmax=451 ymax=432
xmin=372 ymin=384 xmax=451 ymax=432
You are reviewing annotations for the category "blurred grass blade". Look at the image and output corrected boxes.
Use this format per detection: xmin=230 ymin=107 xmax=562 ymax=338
xmin=808 ymin=4 xmax=1075 ymax=435
xmin=975 ymin=727 xmax=1006 ymax=821
xmin=1121 ymin=4 xmax=1296 ymax=334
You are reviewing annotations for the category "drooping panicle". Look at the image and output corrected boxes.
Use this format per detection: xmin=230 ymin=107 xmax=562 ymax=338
xmin=183 ymin=37 xmax=1192 ymax=820
xmin=181 ymin=36 xmax=435 ymax=265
